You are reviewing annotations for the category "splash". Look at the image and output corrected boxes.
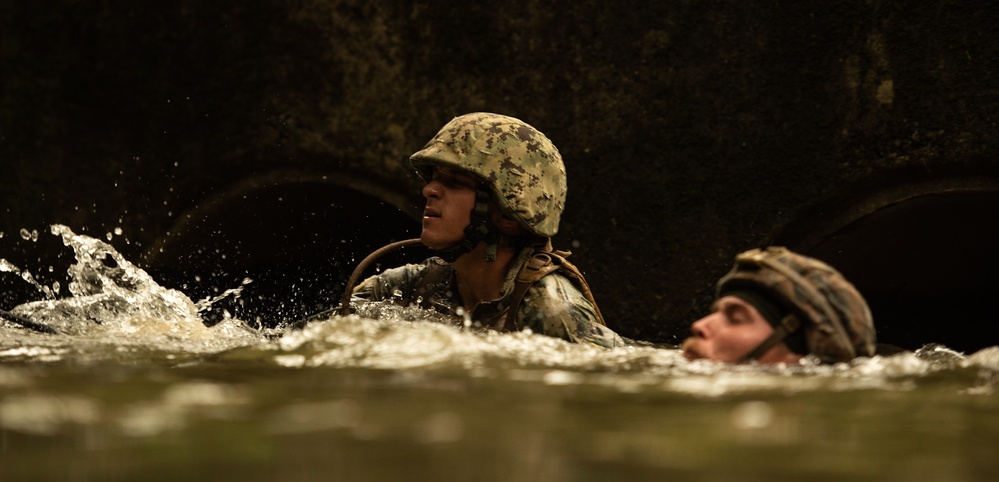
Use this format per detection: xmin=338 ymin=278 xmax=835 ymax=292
xmin=1 ymin=225 xmax=997 ymax=398
xmin=0 ymin=259 xmax=58 ymax=299
xmin=3 ymin=225 xmax=262 ymax=353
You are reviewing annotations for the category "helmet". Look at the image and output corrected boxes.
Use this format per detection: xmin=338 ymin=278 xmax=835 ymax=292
xmin=716 ymin=247 xmax=876 ymax=363
xmin=410 ymin=112 xmax=567 ymax=238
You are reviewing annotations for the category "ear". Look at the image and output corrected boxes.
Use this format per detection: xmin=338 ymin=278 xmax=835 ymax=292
xmin=489 ymin=208 xmax=525 ymax=236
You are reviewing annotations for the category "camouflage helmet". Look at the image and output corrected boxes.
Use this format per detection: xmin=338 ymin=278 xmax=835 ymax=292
xmin=716 ymin=247 xmax=876 ymax=363
xmin=410 ymin=112 xmax=567 ymax=237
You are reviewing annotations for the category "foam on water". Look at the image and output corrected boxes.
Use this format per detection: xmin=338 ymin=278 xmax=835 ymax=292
xmin=253 ymin=305 xmax=998 ymax=396
xmin=1 ymin=225 xmax=997 ymax=398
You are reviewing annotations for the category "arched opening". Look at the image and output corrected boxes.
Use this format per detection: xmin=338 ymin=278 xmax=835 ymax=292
xmin=142 ymin=171 xmax=428 ymax=327
xmin=776 ymin=184 xmax=999 ymax=354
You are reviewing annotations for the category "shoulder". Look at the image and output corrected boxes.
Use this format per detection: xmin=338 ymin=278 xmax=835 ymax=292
xmin=381 ymin=257 xmax=448 ymax=279
xmin=520 ymin=272 xmax=624 ymax=348
xmin=526 ymin=271 xmax=586 ymax=302
xmin=353 ymin=258 xmax=449 ymax=297
xmin=518 ymin=273 xmax=596 ymax=328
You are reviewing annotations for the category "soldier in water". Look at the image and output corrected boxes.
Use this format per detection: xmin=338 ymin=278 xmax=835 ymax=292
xmin=682 ymin=247 xmax=877 ymax=364
xmin=350 ymin=112 xmax=623 ymax=348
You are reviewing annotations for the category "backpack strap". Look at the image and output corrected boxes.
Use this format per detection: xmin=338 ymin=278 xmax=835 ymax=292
xmin=502 ymin=239 xmax=607 ymax=332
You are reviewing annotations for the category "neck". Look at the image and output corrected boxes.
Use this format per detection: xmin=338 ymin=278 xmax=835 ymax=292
xmin=451 ymin=242 xmax=520 ymax=314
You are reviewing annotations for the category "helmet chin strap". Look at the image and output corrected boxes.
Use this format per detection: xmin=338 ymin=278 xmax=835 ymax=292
xmin=434 ymin=188 xmax=503 ymax=263
xmin=740 ymin=313 xmax=802 ymax=363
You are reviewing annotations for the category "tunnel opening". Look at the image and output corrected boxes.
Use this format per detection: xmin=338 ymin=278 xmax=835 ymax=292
xmin=777 ymin=188 xmax=999 ymax=355
xmin=142 ymin=175 xmax=427 ymax=327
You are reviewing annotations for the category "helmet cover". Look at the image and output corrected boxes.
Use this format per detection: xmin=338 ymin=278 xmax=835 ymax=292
xmin=717 ymin=247 xmax=876 ymax=363
xmin=410 ymin=112 xmax=566 ymax=237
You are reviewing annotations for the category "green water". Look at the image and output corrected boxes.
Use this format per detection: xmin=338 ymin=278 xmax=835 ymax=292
xmin=2 ymin=331 xmax=997 ymax=481
xmin=1 ymin=225 xmax=997 ymax=481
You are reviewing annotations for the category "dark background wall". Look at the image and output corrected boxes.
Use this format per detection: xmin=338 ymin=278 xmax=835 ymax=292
xmin=2 ymin=1 xmax=997 ymax=351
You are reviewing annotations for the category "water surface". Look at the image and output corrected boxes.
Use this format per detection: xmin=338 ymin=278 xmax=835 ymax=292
xmin=1 ymin=226 xmax=997 ymax=481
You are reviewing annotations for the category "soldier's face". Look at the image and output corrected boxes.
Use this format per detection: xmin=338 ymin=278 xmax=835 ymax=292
xmin=420 ymin=167 xmax=478 ymax=250
xmin=682 ymin=296 xmax=799 ymax=364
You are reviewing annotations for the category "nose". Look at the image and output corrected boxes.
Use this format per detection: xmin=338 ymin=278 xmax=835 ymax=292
xmin=422 ymin=181 xmax=442 ymax=200
xmin=690 ymin=313 xmax=715 ymax=339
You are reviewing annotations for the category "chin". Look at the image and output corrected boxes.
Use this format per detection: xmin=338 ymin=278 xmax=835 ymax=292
xmin=420 ymin=233 xmax=453 ymax=251
xmin=420 ymin=236 xmax=441 ymax=250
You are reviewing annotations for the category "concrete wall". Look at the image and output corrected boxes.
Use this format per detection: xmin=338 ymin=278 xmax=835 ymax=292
xmin=2 ymin=1 xmax=997 ymax=349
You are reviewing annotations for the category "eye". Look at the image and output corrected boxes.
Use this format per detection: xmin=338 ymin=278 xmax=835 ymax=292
xmin=432 ymin=170 xmax=477 ymax=190
xmin=430 ymin=170 xmax=455 ymax=186
xmin=454 ymin=177 xmax=478 ymax=190
xmin=437 ymin=176 xmax=462 ymax=188
xmin=723 ymin=305 xmax=749 ymax=325
xmin=430 ymin=169 xmax=447 ymax=182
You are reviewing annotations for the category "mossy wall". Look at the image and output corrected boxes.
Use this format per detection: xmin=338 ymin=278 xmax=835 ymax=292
xmin=2 ymin=0 xmax=996 ymax=343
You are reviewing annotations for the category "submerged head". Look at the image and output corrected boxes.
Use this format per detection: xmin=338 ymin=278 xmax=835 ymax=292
xmin=683 ymin=247 xmax=876 ymax=364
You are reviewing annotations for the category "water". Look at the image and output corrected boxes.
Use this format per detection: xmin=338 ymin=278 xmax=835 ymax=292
xmin=1 ymin=226 xmax=997 ymax=481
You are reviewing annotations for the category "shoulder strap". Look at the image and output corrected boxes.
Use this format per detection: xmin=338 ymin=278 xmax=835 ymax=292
xmin=502 ymin=239 xmax=607 ymax=332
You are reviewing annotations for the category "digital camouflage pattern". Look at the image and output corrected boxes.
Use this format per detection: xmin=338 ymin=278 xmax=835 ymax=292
xmin=717 ymin=247 xmax=876 ymax=363
xmin=410 ymin=112 xmax=567 ymax=237
xmin=350 ymin=248 xmax=624 ymax=348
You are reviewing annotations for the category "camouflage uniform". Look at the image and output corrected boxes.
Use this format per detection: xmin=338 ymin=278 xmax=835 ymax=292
xmin=352 ymin=112 xmax=622 ymax=348
xmin=351 ymin=248 xmax=624 ymax=348
xmin=717 ymin=246 xmax=877 ymax=363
